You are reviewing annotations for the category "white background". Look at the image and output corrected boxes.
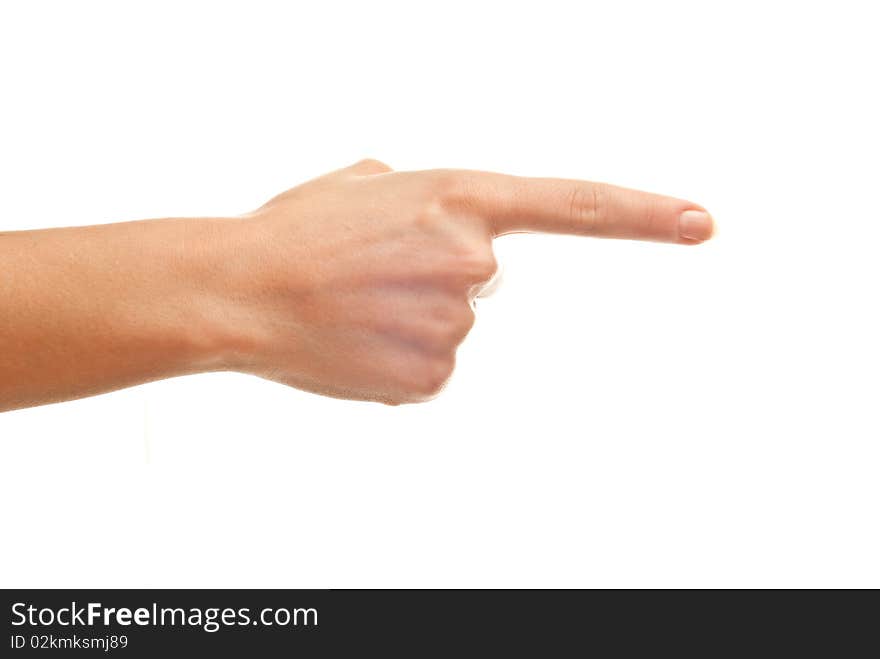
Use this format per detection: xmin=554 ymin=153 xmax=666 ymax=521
xmin=1 ymin=1 xmax=878 ymax=588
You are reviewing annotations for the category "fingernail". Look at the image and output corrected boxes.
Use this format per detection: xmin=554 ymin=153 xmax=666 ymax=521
xmin=678 ymin=210 xmax=715 ymax=241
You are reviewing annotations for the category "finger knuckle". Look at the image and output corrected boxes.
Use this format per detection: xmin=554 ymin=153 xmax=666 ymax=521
xmin=444 ymin=310 xmax=476 ymax=345
xmin=447 ymin=240 xmax=495 ymax=280
xmin=424 ymin=170 xmax=479 ymax=209
xmin=464 ymin=247 xmax=498 ymax=282
xmin=430 ymin=324 xmax=461 ymax=350
xmin=458 ymin=307 xmax=476 ymax=334
xmin=568 ymin=183 xmax=606 ymax=234
xmin=415 ymin=304 xmax=474 ymax=350
xmin=408 ymin=356 xmax=455 ymax=400
xmin=419 ymin=169 xmax=456 ymax=201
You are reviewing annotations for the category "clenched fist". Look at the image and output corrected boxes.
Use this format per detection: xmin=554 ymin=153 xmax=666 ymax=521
xmin=224 ymin=159 xmax=714 ymax=404
xmin=0 ymin=159 xmax=714 ymax=412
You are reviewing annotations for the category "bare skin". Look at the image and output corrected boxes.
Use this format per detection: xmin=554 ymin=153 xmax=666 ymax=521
xmin=0 ymin=159 xmax=714 ymax=411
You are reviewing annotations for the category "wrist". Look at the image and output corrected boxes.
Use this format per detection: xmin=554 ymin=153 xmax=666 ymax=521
xmin=181 ymin=216 xmax=265 ymax=374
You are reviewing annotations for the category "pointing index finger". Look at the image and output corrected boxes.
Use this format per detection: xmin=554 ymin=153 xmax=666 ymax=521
xmin=462 ymin=172 xmax=715 ymax=244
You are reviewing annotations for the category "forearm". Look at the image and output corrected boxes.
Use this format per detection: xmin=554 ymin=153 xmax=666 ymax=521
xmin=0 ymin=217 xmax=246 ymax=412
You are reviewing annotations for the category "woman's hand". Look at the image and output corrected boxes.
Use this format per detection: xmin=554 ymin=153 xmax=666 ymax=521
xmin=223 ymin=159 xmax=714 ymax=404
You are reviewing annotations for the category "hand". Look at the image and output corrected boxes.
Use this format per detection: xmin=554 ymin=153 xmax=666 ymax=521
xmin=225 ymin=159 xmax=714 ymax=404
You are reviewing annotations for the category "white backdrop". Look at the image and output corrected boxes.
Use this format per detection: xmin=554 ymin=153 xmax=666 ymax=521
xmin=1 ymin=1 xmax=877 ymax=588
